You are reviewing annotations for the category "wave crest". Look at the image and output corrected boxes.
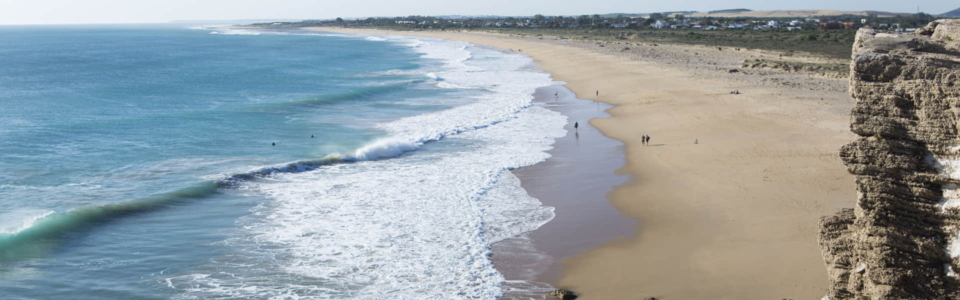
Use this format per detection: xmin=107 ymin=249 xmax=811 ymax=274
xmin=0 ymin=183 xmax=220 ymax=260
xmin=352 ymin=138 xmax=419 ymax=161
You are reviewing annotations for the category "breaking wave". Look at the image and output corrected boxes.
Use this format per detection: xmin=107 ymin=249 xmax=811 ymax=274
xmin=1 ymin=30 xmax=569 ymax=300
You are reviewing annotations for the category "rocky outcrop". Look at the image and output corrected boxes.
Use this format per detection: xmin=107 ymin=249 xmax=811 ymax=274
xmin=741 ymin=59 xmax=849 ymax=78
xmin=549 ymin=289 xmax=578 ymax=300
xmin=819 ymin=20 xmax=960 ymax=300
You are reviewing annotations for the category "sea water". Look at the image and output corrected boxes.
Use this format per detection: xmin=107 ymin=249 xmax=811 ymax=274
xmin=0 ymin=25 xmax=565 ymax=299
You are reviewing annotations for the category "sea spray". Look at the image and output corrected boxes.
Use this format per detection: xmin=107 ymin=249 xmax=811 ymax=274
xmin=352 ymin=138 xmax=420 ymax=161
xmin=168 ymin=33 xmax=568 ymax=299
xmin=0 ymin=26 xmax=566 ymax=300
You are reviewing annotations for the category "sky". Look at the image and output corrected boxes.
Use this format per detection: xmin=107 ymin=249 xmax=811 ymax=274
xmin=0 ymin=0 xmax=956 ymax=25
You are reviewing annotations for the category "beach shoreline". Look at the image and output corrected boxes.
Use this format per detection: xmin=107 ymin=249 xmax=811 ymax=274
xmin=310 ymin=27 xmax=857 ymax=299
xmin=494 ymin=84 xmax=633 ymax=298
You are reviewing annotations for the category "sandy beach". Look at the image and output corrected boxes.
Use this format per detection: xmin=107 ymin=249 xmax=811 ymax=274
xmin=493 ymin=85 xmax=634 ymax=299
xmin=314 ymin=27 xmax=857 ymax=299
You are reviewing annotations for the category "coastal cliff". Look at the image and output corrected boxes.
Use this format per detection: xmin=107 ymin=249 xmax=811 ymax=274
xmin=819 ymin=20 xmax=960 ymax=299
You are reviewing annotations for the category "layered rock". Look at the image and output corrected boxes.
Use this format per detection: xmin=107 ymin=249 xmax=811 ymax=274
xmin=820 ymin=20 xmax=960 ymax=299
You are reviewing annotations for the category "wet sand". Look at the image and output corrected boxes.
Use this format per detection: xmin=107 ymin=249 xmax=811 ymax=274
xmin=312 ymin=27 xmax=857 ymax=300
xmin=494 ymin=84 xmax=633 ymax=298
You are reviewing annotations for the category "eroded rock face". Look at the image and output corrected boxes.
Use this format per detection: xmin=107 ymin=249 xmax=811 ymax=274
xmin=820 ymin=20 xmax=960 ymax=300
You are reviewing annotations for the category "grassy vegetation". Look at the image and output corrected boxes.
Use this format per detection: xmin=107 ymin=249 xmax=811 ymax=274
xmin=741 ymin=59 xmax=850 ymax=78
xmin=253 ymin=14 xmax=949 ymax=60
xmin=483 ymin=28 xmax=857 ymax=59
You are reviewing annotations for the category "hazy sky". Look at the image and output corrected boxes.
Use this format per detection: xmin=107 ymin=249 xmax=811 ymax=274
xmin=0 ymin=0 xmax=956 ymax=25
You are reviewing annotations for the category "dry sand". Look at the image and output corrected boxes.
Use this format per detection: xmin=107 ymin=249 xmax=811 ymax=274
xmin=314 ymin=27 xmax=857 ymax=299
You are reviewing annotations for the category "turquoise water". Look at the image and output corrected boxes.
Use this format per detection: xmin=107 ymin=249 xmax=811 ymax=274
xmin=0 ymin=25 xmax=565 ymax=299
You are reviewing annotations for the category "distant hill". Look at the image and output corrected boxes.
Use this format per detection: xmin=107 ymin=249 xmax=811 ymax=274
xmin=660 ymin=11 xmax=699 ymax=16
xmin=599 ymin=13 xmax=647 ymax=18
xmin=943 ymin=7 xmax=960 ymax=17
xmin=688 ymin=9 xmax=911 ymax=18
xmin=524 ymin=9 xmax=924 ymax=20
xmin=708 ymin=9 xmax=751 ymax=14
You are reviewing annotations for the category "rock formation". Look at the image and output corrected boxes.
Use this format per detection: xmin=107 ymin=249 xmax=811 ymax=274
xmin=819 ymin=20 xmax=960 ymax=299
xmin=549 ymin=289 xmax=578 ymax=300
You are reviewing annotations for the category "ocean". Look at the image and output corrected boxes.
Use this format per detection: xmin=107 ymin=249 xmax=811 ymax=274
xmin=0 ymin=25 xmax=566 ymax=299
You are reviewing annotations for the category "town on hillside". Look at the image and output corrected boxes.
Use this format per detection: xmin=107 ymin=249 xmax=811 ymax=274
xmin=251 ymin=10 xmax=954 ymax=60
xmin=256 ymin=10 xmax=948 ymax=33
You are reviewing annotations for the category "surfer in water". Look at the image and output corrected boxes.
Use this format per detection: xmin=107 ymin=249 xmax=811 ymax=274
xmin=574 ymin=122 xmax=579 ymax=130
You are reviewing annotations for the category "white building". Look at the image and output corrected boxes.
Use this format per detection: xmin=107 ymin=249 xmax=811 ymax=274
xmin=767 ymin=20 xmax=780 ymax=28
xmin=652 ymin=20 xmax=668 ymax=29
xmin=789 ymin=20 xmax=803 ymax=26
xmin=611 ymin=23 xmax=629 ymax=28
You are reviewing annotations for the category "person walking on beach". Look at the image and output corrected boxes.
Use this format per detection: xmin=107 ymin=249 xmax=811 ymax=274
xmin=574 ymin=122 xmax=579 ymax=130
xmin=641 ymin=135 xmax=647 ymax=145
xmin=596 ymin=90 xmax=599 ymax=97
xmin=646 ymin=135 xmax=651 ymax=145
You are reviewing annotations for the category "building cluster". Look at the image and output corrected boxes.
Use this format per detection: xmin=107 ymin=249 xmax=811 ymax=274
xmin=641 ymin=16 xmax=930 ymax=32
xmin=652 ymin=18 xmax=858 ymax=31
xmin=263 ymin=13 xmax=941 ymax=33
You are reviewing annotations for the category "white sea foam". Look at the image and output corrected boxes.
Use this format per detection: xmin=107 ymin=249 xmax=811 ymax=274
xmin=187 ymin=25 xmax=231 ymax=30
xmin=364 ymin=36 xmax=388 ymax=42
xmin=171 ymin=33 xmax=565 ymax=299
xmin=0 ymin=209 xmax=55 ymax=235
xmin=210 ymin=29 xmax=262 ymax=36
xmin=357 ymin=69 xmax=421 ymax=78
xmin=351 ymin=138 xmax=419 ymax=161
